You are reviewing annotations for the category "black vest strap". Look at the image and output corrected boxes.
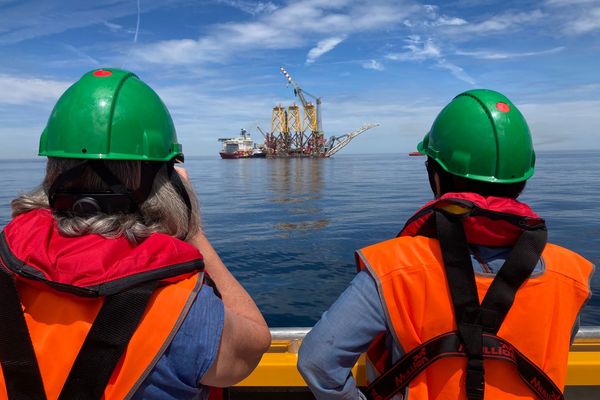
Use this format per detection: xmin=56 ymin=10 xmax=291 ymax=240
xmin=58 ymin=280 xmax=158 ymax=400
xmin=436 ymin=210 xmax=547 ymax=399
xmin=364 ymin=331 xmax=563 ymax=400
xmin=479 ymin=225 xmax=548 ymax=333
xmin=0 ymin=265 xmax=158 ymax=400
xmin=0 ymin=267 xmax=46 ymax=400
xmin=436 ymin=210 xmax=485 ymax=399
xmin=166 ymin=161 xmax=193 ymax=228
xmin=365 ymin=209 xmax=550 ymax=400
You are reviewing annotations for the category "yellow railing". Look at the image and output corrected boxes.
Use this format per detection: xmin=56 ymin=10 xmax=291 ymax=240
xmin=237 ymin=327 xmax=600 ymax=387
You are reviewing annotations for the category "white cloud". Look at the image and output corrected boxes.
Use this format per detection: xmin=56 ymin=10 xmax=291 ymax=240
xmin=433 ymin=16 xmax=468 ymax=26
xmin=520 ymin=100 xmax=600 ymax=149
xmin=423 ymin=4 xmax=437 ymax=13
xmin=362 ymin=59 xmax=384 ymax=71
xmin=546 ymin=0 xmax=599 ymax=5
xmin=0 ymin=74 xmax=69 ymax=105
xmin=218 ymin=0 xmax=279 ymax=15
xmin=385 ymin=36 xmax=475 ymax=85
xmin=135 ymin=39 xmax=206 ymax=64
xmin=103 ymin=21 xmax=123 ymax=32
xmin=444 ymin=9 xmax=545 ymax=36
xmin=132 ymin=0 xmax=417 ymax=65
xmin=306 ymin=36 xmax=346 ymax=64
xmin=543 ymin=1 xmax=600 ymax=35
xmin=435 ymin=59 xmax=475 ymax=85
xmin=456 ymin=46 xmax=565 ymax=60
xmin=151 ymin=82 xmax=291 ymax=154
xmin=422 ymin=4 xmax=467 ymax=27
xmin=385 ymin=36 xmax=441 ymax=61
xmin=568 ymin=7 xmax=600 ymax=33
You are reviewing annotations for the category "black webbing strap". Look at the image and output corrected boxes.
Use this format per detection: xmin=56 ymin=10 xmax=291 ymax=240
xmin=479 ymin=226 xmax=547 ymax=332
xmin=0 ymin=267 xmax=47 ymax=400
xmin=58 ymin=280 xmax=158 ymax=400
xmin=48 ymin=160 xmax=138 ymax=215
xmin=435 ymin=210 xmax=547 ymax=400
xmin=48 ymin=160 xmax=132 ymax=199
xmin=436 ymin=210 xmax=485 ymax=399
xmin=365 ymin=331 xmax=462 ymax=400
xmin=87 ymin=160 xmax=132 ymax=197
xmin=366 ymin=210 xmax=549 ymax=400
xmin=47 ymin=161 xmax=89 ymax=202
xmin=132 ymin=161 xmax=164 ymax=206
xmin=364 ymin=331 xmax=563 ymax=400
xmin=167 ymin=161 xmax=193 ymax=228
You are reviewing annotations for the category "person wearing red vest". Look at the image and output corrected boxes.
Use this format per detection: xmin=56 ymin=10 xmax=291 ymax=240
xmin=297 ymin=89 xmax=594 ymax=400
xmin=0 ymin=69 xmax=271 ymax=399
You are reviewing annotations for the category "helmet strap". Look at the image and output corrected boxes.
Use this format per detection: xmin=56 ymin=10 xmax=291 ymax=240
xmin=132 ymin=161 xmax=164 ymax=205
xmin=165 ymin=160 xmax=193 ymax=229
xmin=48 ymin=160 xmax=138 ymax=216
xmin=48 ymin=159 xmax=193 ymax=232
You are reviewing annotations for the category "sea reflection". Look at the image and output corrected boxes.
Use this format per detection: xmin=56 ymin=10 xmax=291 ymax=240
xmin=267 ymin=158 xmax=329 ymax=235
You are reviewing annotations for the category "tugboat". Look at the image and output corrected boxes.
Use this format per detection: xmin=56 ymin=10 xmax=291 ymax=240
xmin=218 ymin=129 xmax=266 ymax=159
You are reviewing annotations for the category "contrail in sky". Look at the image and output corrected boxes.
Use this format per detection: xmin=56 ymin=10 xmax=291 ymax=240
xmin=133 ymin=0 xmax=141 ymax=43
xmin=122 ymin=0 xmax=141 ymax=68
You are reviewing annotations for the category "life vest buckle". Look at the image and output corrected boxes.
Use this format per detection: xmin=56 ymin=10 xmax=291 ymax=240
xmin=433 ymin=199 xmax=473 ymax=217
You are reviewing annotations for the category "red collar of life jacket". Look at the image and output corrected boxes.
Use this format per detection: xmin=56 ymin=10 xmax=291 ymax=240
xmin=0 ymin=209 xmax=206 ymax=399
xmin=398 ymin=192 xmax=543 ymax=246
xmin=1 ymin=208 xmax=203 ymax=295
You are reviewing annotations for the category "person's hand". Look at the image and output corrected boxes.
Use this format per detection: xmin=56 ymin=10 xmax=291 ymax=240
xmin=174 ymin=165 xmax=190 ymax=182
xmin=173 ymin=165 xmax=203 ymax=235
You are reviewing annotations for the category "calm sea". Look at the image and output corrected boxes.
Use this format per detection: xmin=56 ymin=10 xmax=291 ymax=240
xmin=1 ymin=151 xmax=598 ymax=327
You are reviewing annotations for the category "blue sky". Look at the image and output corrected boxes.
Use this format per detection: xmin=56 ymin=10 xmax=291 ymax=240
xmin=1 ymin=0 xmax=599 ymax=158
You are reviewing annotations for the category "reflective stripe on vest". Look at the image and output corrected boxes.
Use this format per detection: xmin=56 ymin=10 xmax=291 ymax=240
xmin=357 ymin=237 xmax=593 ymax=399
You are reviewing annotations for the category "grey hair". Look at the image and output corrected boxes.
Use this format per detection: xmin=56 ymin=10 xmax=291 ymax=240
xmin=11 ymin=158 xmax=201 ymax=244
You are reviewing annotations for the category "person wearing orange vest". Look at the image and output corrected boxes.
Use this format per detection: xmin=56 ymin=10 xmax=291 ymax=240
xmin=297 ymin=89 xmax=594 ymax=400
xmin=0 ymin=68 xmax=271 ymax=399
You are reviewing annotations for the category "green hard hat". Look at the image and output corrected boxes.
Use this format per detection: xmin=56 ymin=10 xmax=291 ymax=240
xmin=417 ymin=89 xmax=535 ymax=183
xmin=39 ymin=68 xmax=183 ymax=161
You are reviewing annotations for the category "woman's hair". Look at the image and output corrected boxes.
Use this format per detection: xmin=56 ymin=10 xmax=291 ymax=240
xmin=11 ymin=158 xmax=201 ymax=244
xmin=426 ymin=157 xmax=526 ymax=199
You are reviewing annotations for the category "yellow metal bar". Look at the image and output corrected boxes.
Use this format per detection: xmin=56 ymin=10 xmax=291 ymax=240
xmin=237 ymin=338 xmax=600 ymax=387
xmin=567 ymin=351 xmax=600 ymax=385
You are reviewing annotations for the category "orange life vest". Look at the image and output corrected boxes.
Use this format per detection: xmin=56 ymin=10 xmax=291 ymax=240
xmin=357 ymin=194 xmax=593 ymax=400
xmin=0 ymin=209 xmax=206 ymax=400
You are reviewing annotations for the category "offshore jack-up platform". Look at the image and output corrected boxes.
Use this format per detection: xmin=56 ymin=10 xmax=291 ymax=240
xmin=256 ymin=67 xmax=378 ymax=158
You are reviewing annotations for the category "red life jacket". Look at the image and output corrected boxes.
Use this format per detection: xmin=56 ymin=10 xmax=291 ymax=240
xmin=0 ymin=209 xmax=206 ymax=400
xmin=357 ymin=193 xmax=593 ymax=400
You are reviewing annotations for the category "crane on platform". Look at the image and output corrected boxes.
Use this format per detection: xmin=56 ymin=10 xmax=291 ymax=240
xmin=279 ymin=66 xmax=322 ymax=134
xmin=256 ymin=66 xmax=378 ymax=157
xmin=323 ymin=123 xmax=380 ymax=157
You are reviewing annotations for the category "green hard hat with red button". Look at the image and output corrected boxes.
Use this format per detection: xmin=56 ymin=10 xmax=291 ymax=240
xmin=39 ymin=68 xmax=183 ymax=161
xmin=417 ymin=89 xmax=535 ymax=183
